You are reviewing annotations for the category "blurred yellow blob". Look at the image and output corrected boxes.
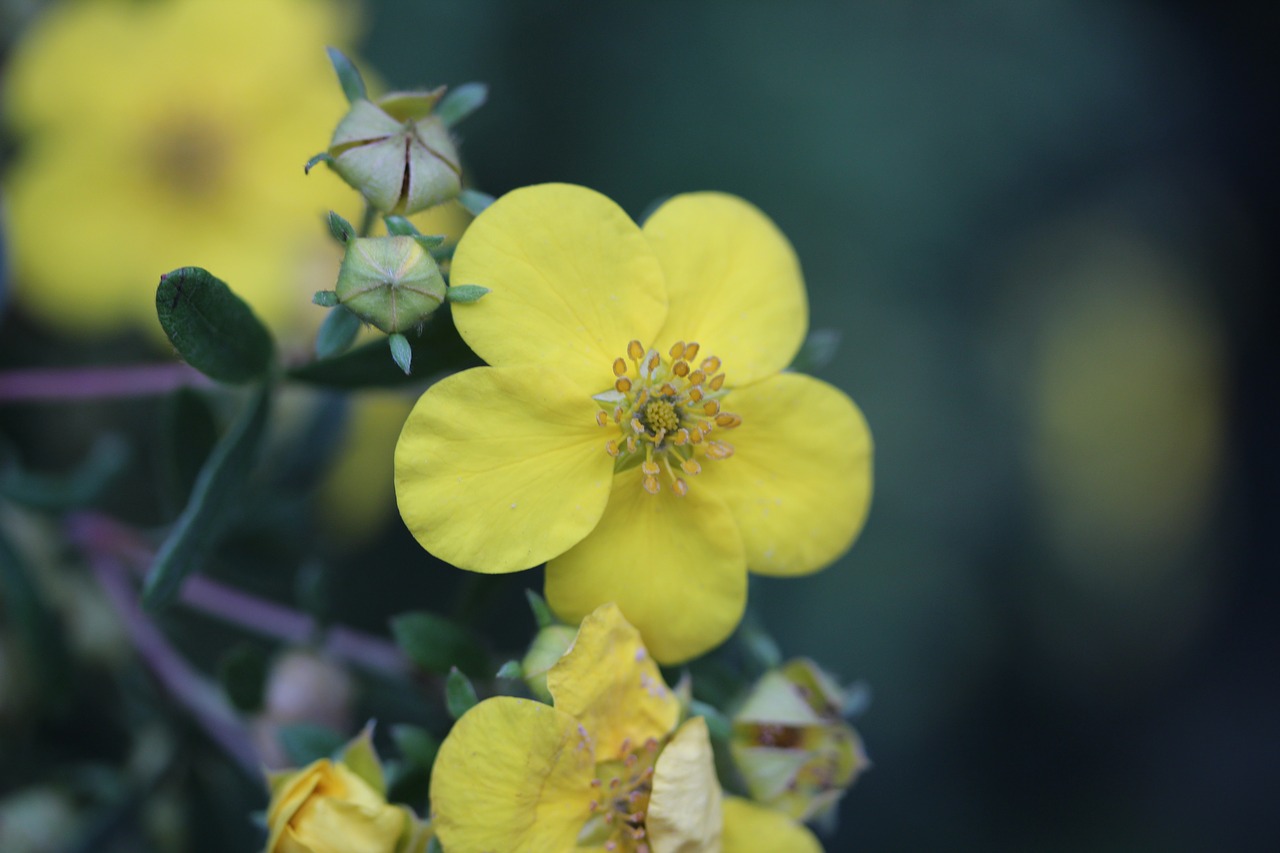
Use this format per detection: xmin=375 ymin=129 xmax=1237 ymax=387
xmin=2 ymin=0 xmax=359 ymax=339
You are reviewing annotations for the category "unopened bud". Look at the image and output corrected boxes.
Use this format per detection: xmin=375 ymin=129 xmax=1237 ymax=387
xmin=332 ymin=235 xmax=446 ymax=334
xmin=520 ymin=624 xmax=578 ymax=703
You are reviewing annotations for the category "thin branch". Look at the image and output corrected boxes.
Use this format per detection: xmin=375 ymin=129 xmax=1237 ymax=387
xmin=0 ymin=363 xmax=210 ymax=403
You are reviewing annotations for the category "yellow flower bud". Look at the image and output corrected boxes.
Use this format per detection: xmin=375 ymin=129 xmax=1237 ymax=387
xmin=730 ymin=658 xmax=869 ymax=822
xmin=266 ymin=759 xmax=408 ymax=853
xmin=327 ymin=91 xmax=462 ymax=215
xmin=334 ymin=236 xmax=445 ymax=334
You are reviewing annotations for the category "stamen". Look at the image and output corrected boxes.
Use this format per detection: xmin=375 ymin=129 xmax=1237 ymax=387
xmin=715 ymin=413 xmax=742 ymax=428
xmin=630 ymin=417 xmax=645 ymax=434
xmin=705 ymin=441 xmax=734 ymax=459
xmin=641 ymin=460 xmax=660 ymax=476
xmin=626 ymin=436 xmax=637 ymax=453
xmin=688 ymin=370 xmax=706 ymax=385
xmin=642 ymin=475 xmax=660 ymax=495
xmin=702 ymin=400 xmax=720 ymax=416
xmin=628 ymin=340 xmax=645 ymax=360
xmin=660 ymin=383 xmax=678 ymax=397
xmin=646 ymin=353 xmax=660 ymax=374
xmin=613 ymin=357 xmax=627 ymax=376
xmin=615 ymin=377 xmax=632 ymax=393
xmin=668 ymin=341 xmax=685 ymax=359
xmin=708 ymin=373 xmax=726 ymax=390
xmin=672 ymin=478 xmax=688 ymax=497
xmin=672 ymin=360 xmax=690 ymax=377
xmin=682 ymin=458 xmax=701 ymax=475
xmin=605 ymin=440 xmax=620 ymax=457
xmin=688 ymin=388 xmax=703 ymax=402
xmin=683 ymin=342 xmax=700 ymax=360
xmin=596 ymin=411 xmax=608 ymax=427
xmin=674 ymin=429 xmax=689 ymax=446
xmin=700 ymin=356 xmax=721 ymax=373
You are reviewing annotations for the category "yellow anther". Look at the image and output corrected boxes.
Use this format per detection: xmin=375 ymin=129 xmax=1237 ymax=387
xmin=700 ymin=356 xmax=721 ymax=373
xmin=715 ymin=413 xmax=742 ymax=428
xmin=605 ymin=440 xmax=620 ymax=457
xmin=682 ymin=458 xmax=701 ymax=475
xmin=708 ymin=373 xmax=726 ymax=390
xmin=672 ymin=478 xmax=688 ymax=496
xmin=642 ymin=475 xmax=660 ymax=495
xmin=626 ymin=436 xmax=637 ymax=453
xmin=688 ymin=388 xmax=704 ymax=402
xmin=646 ymin=353 xmax=660 ymax=373
xmin=689 ymin=430 xmax=704 ymax=445
xmin=688 ymin=370 xmax=706 ymax=386
xmin=613 ymin=357 xmax=627 ymax=376
xmin=615 ymin=377 xmax=632 ymax=393
xmin=660 ymin=383 xmax=678 ymax=397
xmin=630 ymin=417 xmax=644 ymax=433
xmin=653 ymin=429 xmax=666 ymax=445
xmin=672 ymin=360 xmax=690 ymax=377
xmin=596 ymin=411 xmax=608 ymax=426
xmin=702 ymin=400 xmax=720 ymax=416
xmin=628 ymin=340 xmax=645 ymax=360
xmin=669 ymin=341 xmax=685 ymax=359
xmin=674 ymin=429 xmax=689 ymax=446
xmin=683 ymin=342 xmax=700 ymax=361
xmin=705 ymin=440 xmax=734 ymax=459
xmin=612 ymin=406 xmax=624 ymax=423
xmin=642 ymin=460 xmax=660 ymax=476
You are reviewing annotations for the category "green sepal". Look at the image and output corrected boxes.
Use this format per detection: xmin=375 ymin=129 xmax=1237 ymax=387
xmin=446 ymin=284 xmax=489 ymax=304
xmin=435 ymin=82 xmax=488 ymax=127
xmin=313 ymin=290 xmax=339 ymax=307
xmin=524 ymin=588 xmax=556 ymax=629
xmin=390 ymin=611 xmax=491 ymax=678
xmin=383 ymin=215 xmax=419 ymax=236
xmin=278 ymin=723 xmax=346 ymax=766
xmin=328 ymin=210 xmax=356 ymax=244
xmin=412 ymin=234 xmax=447 ymax=252
xmin=688 ymin=700 xmax=732 ymax=741
xmin=326 ymin=46 xmax=367 ymax=103
xmin=287 ymin=312 xmax=480 ymax=389
xmin=304 ymin=152 xmax=335 ymax=174
xmin=141 ymin=384 xmax=271 ymax=611
xmin=444 ymin=667 xmax=479 ymax=720
xmin=156 ymin=267 xmax=275 ymax=384
xmin=788 ymin=328 xmax=842 ymax=374
xmin=388 ymin=333 xmax=412 ymax=375
xmin=457 ymin=189 xmax=494 ymax=216
xmin=339 ymin=722 xmax=387 ymax=796
xmin=0 ymin=433 xmax=129 ymax=511
xmin=217 ymin=643 xmax=268 ymax=713
xmin=495 ymin=660 xmax=523 ymax=680
xmin=314 ymin=305 xmax=363 ymax=359
xmin=391 ymin=724 xmax=440 ymax=774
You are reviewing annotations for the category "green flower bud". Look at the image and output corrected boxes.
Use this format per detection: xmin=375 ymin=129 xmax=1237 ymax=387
xmin=325 ymin=89 xmax=462 ymax=215
xmin=333 ymin=235 xmax=446 ymax=334
xmin=730 ymin=658 xmax=869 ymax=822
xmin=520 ymin=623 xmax=578 ymax=703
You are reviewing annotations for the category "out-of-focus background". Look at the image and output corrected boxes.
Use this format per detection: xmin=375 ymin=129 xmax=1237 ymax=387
xmin=1 ymin=1 xmax=1276 ymax=850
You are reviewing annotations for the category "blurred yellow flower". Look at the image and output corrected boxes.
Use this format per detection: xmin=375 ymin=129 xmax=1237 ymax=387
xmin=431 ymin=603 xmax=818 ymax=853
xmin=265 ymin=728 xmax=430 ymax=853
xmin=395 ymin=183 xmax=873 ymax=663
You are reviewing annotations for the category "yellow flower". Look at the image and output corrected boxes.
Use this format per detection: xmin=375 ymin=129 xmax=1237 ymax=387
xmin=394 ymin=184 xmax=873 ymax=663
xmin=430 ymin=603 xmax=817 ymax=853
xmin=265 ymin=728 xmax=430 ymax=853
xmin=1 ymin=0 xmax=362 ymax=338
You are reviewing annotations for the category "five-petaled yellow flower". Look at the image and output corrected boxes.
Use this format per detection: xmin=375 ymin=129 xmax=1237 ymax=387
xmin=430 ymin=602 xmax=822 ymax=853
xmin=395 ymin=183 xmax=873 ymax=663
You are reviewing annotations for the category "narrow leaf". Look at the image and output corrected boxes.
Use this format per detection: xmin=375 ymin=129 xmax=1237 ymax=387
xmin=279 ymin=723 xmax=346 ymax=766
xmin=524 ymin=589 xmax=556 ymax=629
xmin=457 ymin=189 xmax=494 ymax=216
xmin=304 ymin=152 xmax=334 ymax=174
xmin=328 ymin=210 xmax=355 ymax=243
xmin=142 ymin=384 xmax=271 ymax=611
xmin=446 ymin=284 xmax=489 ymax=304
xmin=314 ymin=306 xmax=363 ymax=359
xmin=156 ymin=267 xmax=274 ymax=383
xmin=326 ymin=46 xmax=367 ymax=103
xmin=444 ymin=667 xmax=479 ymax=720
xmin=411 ymin=234 xmax=447 ymax=252
xmin=391 ymin=611 xmax=490 ymax=677
xmin=435 ymin=82 xmax=488 ymax=127
xmin=382 ymin=215 xmax=418 ymax=236
xmin=388 ymin=333 xmax=412 ymax=375
xmin=158 ymin=388 xmax=218 ymax=515
xmin=287 ymin=310 xmax=480 ymax=388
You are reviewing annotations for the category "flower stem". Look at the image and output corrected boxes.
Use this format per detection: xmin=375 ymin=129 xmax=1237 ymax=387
xmin=0 ymin=363 xmax=211 ymax=403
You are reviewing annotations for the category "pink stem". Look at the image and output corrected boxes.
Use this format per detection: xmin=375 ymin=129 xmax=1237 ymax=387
xmin=0 ymin=363 xmax=211 ymax=403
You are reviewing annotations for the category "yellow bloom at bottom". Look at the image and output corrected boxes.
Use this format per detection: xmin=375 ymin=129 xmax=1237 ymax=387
xmin=429 ymin=604 xmax=821 ymax=852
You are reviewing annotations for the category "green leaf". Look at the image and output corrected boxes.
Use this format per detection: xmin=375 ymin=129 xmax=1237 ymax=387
xmin=388 ymin=333 xmax=412 ymax=375
xmin=435 ymin=82 xmax=488 ymax=127
xmin=524 ymin=589 xmax=556 ymax=629
xmin=457 ymin=189 xmax=495 ymax=216
xmin=313 ymin=290 xmax=339 ymax=307
xmin=217 ymin=644 xmax=268 ymax=713
xmin=788 ymin=328 xmax=842 ymax=374
xmin=287 ymin=310 xmax=480 ymax=388
xmin=328 ymin=210 xmax=355 ymax=244
xmin=326 ymin=46 xmax=367 ymax=103
xmin=444 ymin=667 xmax=479 ymax=720
xmin=158 ymin=388 xmax=218 ymax=515
xmin=0 ymin=528 xmax=72 ymax=706
xmin=156 ymin=267 xmax=275 ymax=384
xmin=0 ymin=433 xmax=130 ymax=511
xmin=382 ymin=215 xmax=418 ymax=236
xmin=279 ymin=723 xmax=346 ymax=766
xmin=314 ymin=306 xmax=363 ymax=360
xmin=446 ymin=284 xmax=489 ymax=304
xmin=391 ymin=611 xmax=490 ymax=677
xmin=142 ymin=384 xmax=271 ymax=611
xmin=304 ymin=152 xmax=334 ymax=174
xmin=391 ymin=724 xmax=440 ymax=773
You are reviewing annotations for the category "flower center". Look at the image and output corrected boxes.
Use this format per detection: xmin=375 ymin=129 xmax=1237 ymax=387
xmin=145 ymin=118 xmax=231 ymax=199
xmin=579 ymin=737 xmax=662 ymax=853
xmin=593 ymin=339 xmax=741 ymax=496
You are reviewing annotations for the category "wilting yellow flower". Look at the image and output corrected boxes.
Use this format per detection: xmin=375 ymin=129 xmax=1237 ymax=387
xmin=265 ymin=728 xmax=430 ymax=853
xmin=430 ymin=602 xmax=817 ymax=853
xmin=731 ymin=659 xmax=868 ymax=822
xmin=2 ymin=0 xmax=368 ymax=338
xmin=395 ymin=183 xmax=873 ymax=663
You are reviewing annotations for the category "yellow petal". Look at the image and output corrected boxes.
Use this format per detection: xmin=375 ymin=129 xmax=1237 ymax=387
xmin=646 ymin=717 xmax=723 ymax=853
xmin=394 ymin=365 xmax=614 ymax=572
xmin=450 ymin=183 xmax=668 ymax=391
xmin=721 ymin=798 xmax=823 ymax=853
xmin=643 ymin=193 xmax=807 ymax=387
xmin=282 ymin=797 xmax=405 ymax=853
xmin=702 ymin=373 xmax=872 ymax=577
xmin=547 ymin=603 xmax=680 ymax=758
xmin=430 ymin=698 xmax=596 ymax=853
xmin=545 ymin=468 xmax=747 ymax=665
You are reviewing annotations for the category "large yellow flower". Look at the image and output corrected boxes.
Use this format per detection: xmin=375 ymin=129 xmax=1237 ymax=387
xmin=395 ymin=184 xmax=872 ymax=662
xmin=429 ymin=603 xmax=820 ymax=853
